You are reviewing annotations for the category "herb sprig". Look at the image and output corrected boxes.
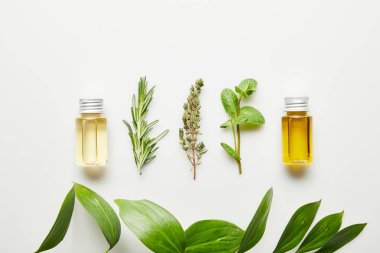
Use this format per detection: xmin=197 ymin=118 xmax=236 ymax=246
xmin=179 ymin=79 xmax=207 ymax=180
xmin=123 ymin=77 xmax=169 ymax=174
xmin=220 ymin=78 xmax=265 ymax=174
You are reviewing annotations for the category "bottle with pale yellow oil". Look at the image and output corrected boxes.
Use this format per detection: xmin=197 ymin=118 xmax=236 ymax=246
xmin=76 ymin=98 xmax=107 ymax=177
xmin=282 ymin=97 xmax=312 ymax=172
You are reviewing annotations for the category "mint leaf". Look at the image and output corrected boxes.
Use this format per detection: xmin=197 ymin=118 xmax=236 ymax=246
xmin=235 ymin=106 xmax=265 ymax=126
xmin=220 ymin=143 xmax=241 ymax=161
xmin=221 ymin=88 xmax=239 ymax=117
xmin=235 ymin=79 xmax=257 ymax=98
xmin=220 ymin=120 xmax=232 ymax=128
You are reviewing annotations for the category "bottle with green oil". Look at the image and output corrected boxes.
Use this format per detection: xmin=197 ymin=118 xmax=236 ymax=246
xmin=76 ymin=98 xmax=107 ymax=177
xmin=282 ymin=97 xmax=312 ymax=168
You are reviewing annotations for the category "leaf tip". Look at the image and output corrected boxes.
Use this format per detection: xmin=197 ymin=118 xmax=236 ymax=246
xmin=114 ymin=199 xmax=123 ymax=206
xmin=267 ymin=187 xmax=274 ymax=197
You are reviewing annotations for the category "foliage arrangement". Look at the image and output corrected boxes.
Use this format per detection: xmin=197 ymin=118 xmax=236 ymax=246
xmin=220 ymin=78 xmax=265 ymax=174
xmin=36 ymin=184 xmax=366 ymax=253
xmin=123 ymin=77 xmax=169 ymax=174
xmin=179 ymin=79 xmax=207 ymax=180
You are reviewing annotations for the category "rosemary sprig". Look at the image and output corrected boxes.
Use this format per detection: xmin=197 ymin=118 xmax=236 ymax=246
xmin=179 ymin=79 xmax=207 ymax=180
xmin=123 ymin=77 xmax=169 ymax=174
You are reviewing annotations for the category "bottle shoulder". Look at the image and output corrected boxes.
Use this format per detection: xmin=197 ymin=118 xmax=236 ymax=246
xmin=77 ymin=113 xmax=106 ymax=120
xmin=76 ymin=116 xmax=107 ymax=123
xmin=282 ymin=115 xmax=312 ymax=118
xmin=283 ymin=111 xmax=311 ymax=118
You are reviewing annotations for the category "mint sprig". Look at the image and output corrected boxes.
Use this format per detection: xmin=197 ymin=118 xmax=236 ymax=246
xmin=220 ymin=78 xmax=265 ymax=174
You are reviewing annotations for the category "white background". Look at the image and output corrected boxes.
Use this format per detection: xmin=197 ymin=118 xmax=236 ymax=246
xmin=0 ymin=0 xmax=379 ymax=252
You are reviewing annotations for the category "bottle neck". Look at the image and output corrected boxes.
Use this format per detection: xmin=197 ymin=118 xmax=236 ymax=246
xmin=80 ymin=113 xmax=103 ymax=118
xmin=286 ymin=111 xmax=308 ymax=116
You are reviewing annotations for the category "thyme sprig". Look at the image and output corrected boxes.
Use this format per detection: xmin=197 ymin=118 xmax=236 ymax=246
xmin=179 ymin=79 xmax=207 ymax=180
xmin=123 ymin=77 xmax=168 ymax=174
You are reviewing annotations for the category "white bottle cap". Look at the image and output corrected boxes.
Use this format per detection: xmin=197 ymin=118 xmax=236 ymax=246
xmin=79 ymin=98 xmax=103 ymax=113
xmin=284 ymin=97 xmax=309 ymax=111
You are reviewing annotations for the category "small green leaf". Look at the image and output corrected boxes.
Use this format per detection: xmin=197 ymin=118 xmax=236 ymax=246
xmin=221 ymin=143 xmax=241 ymax=161
xmin=296 ymin=212 xmax=344 ymax=253
xmin=274 ymin=200 xmax=321 ymax=253
xmin=238 ymin=188 xmax=273 ymax=253
xmin=185 ymin=220 xmax=244 ymax=253
xmin=316 ymin=223 xmax=367 ymax=253
xmin=235 ymin=106 xmax=265 ymax=126
xmin=235 ymin=86 xmax=247 ymax=98
xmin=220 ymin=120 xmax=232 ymax=128
xmin=115 ymin=199 xmax=186 ymax=253
xmin=221 ymin=88 xmax=239 ymax=117
xmin=35 ymin=187 xmax=75 ymax=253
xmin=235 ymin=79 xmax=257 ymax=98
xmin=74 ymin=183 xmax=121 ymax=252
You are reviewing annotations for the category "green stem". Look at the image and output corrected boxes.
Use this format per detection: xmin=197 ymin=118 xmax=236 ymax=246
xmin=231 ymin=123 xmax=237 ymax=151
xmin=191 ymin=127 xmax=197 ymax=180
xmin=237 ymin=124 xmax=242 ymax=174
xmin=237 ymin=97 xmax=242 ymax=174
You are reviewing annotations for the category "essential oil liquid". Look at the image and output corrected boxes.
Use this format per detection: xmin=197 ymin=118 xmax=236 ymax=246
xmin=76 ymin=114 xmax=107 ymax=168
xmin=282 ymin=111 xmax=312 ymax=165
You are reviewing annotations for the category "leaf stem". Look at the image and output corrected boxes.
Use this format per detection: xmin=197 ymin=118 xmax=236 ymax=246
xmin=232 ymin=123 xmax=237 ymax=151
xmin=231 ymin=122 xmax=242 ymax=173
xmin=237 ymin=97 xmax=242 ymax=174
xmin=191 ymin=127 xmax=197 ymax=180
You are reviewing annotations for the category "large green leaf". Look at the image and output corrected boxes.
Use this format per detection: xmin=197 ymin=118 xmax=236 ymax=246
xmin=74 ymin=183 xmax=121 ymax=252
xmin=35 ymin=187 xmax=75 ymax=253
xmin=221 ymin=107 xmax=264 ymax=128
xmin=236 ymin=106 xmax=265 ymax=126
xmin=274 ymin=200 xmax=321 ymax=253
xmin=185 ymin=220 xmax=244 ymax=253
xmin=115 ymin=199 xmax=186 ymax=253
xmin=221 ymin=88 xmax=239 ymax=117
xmin=316 ymin=223 xmax=366 ymax=253
xmin=235 ymin=79 xmax=257 ymax=98
xmin=220 ymin=143 xmax=241 ymax=161
xmin=296 ymin=212 xmax=343 ymax=253
xmin=238 ymin=188 xmax=273 ymax=253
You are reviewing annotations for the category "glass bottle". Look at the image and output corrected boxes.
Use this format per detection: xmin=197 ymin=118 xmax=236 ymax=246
xmin=282 ymin=97 xmax=312 ymax=167
xmin=76 ymin=98 xmax=107 ymax=176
